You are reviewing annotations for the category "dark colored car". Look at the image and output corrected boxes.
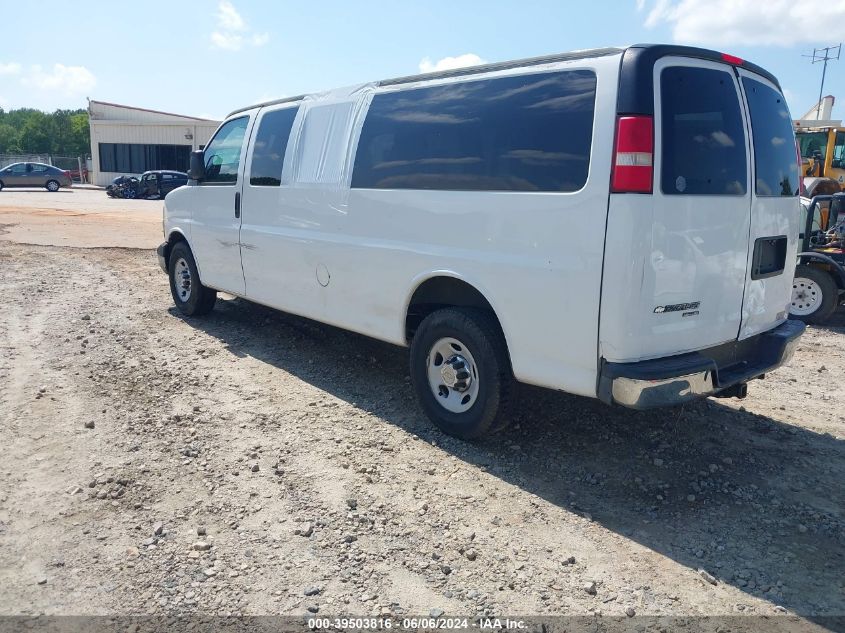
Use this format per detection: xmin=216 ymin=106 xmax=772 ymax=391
xmin=0 ymin=162 xmax=73 ymax=191
xmin=106 ymin=175 xmax=140 ymax=198
xmin=136 ymin=170 xmax=189 ymax=199
xmin=105 ymin=171 xmax=188 ymax=199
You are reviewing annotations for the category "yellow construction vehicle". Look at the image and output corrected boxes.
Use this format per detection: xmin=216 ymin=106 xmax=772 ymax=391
xmin=794 ymin=96 xmax=845 ymax=193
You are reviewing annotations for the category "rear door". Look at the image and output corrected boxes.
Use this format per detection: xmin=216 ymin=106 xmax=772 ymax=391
xmin=647 ymin=57 xmax=751 ymax=353
xmin=30 ymin=163 xmax=50 ymax=186
xmin=735 ymin=70 xmax=800 ymax=339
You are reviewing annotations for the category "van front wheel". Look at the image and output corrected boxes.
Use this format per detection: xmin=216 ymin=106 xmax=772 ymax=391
xmin=410 ymin=308 xmax=514 ymax=440
xmin=790 ymin=265 xmax=838 ymax=324
xmin=168 ymin=242 xmax=217 ymax=316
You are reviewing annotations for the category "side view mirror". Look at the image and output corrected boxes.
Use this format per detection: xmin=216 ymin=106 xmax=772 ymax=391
xmin=189 ymin=150 xmax=206 ymax=181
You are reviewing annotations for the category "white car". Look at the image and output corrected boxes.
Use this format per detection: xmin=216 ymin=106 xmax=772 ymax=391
xmin=158 ymin=44 xmax=805 ymax=439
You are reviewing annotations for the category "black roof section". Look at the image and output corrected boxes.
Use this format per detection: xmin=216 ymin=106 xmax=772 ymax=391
xmin=226 ymin=44 xmax=782 ymax=118
xmin=617 ymin=44 xmax=781 ymax=115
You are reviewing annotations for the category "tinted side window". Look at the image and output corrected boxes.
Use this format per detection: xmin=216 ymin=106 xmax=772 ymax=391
xmin=204 ymin=117 xmax=249 ymax=183
xmin=249 ymin=107 xmax=298 ymax=186
xmin=352 ymin=70 xmax=597 ymax=192
xmin=742 ymin=77 xmax=798 ymax=197
xmin=661 ymin=66 xmax=747 ymax=195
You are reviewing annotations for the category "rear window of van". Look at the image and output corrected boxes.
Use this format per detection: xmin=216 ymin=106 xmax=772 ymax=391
xmin=352 ymin=70 xmax=597 ymax=193
xmin=660 ymin=66 xmax=747 ymax=196
xmin=741 ymin=77 xmax=799 ymax=197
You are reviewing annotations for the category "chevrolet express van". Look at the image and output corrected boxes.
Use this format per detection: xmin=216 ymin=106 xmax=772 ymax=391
xmin=158 ymin=44 xmax=805 ymax=439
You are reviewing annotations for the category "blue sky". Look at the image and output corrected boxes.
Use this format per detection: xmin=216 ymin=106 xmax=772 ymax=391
xmin=1 ymin=0 xmax=844 ymax=120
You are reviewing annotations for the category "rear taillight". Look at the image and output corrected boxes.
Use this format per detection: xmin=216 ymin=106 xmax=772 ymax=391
xmin=721 ymin=53 xmax=744 ymax=66
xmin=611 ymin=115 xmax=653 ymax=193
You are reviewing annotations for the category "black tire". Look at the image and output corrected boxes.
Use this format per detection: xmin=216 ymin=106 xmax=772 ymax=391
xmin=45 ymin=179 xmax=60 ymax=192
xmin=410 ymin=307 xmax=515 ymax=440
xmin=791 ymin=264 xmax=839 ymax=324
xmin=0 ymin=180 xmax=4 ymax=192
xmin=168 ymin=241 xmax=217 ymax=316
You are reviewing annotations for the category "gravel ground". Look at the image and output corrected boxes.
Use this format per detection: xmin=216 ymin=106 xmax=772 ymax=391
xmin=0 ymin=239 xmax=843 ymax=627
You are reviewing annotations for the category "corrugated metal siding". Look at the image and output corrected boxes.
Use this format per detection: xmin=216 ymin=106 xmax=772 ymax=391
xmin=91 ymin=122 xmax=219 ymax=146
xmin=90 ymin=113 xmax=220 ymax=185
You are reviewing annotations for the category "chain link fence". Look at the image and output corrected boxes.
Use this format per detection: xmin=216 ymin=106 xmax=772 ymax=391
xmin=0 ymin=153 xmax=91 ymax=183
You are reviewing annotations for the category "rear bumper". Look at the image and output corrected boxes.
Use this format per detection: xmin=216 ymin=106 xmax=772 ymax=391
xmin=598 ymin=319 xmax=805 ymax=409
xmin=156 ymin=242 xmax=168 ymax=273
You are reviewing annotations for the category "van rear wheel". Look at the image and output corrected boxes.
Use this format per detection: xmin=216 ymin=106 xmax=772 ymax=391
xmin=168 ymin=242 xmax=217 ymax=316
xmin=410 ymin=308 xmax=514 ymax=440
xmin=790 ymin=265 xmax=838 ymax=324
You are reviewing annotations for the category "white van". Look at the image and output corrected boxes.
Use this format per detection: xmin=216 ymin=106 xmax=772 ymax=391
xmin=158 ymin=44 xmax=805 ymax=439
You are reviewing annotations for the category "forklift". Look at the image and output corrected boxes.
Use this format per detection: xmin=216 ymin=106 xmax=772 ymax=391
xmin=792 ymin=192 xmax=845 ymax=323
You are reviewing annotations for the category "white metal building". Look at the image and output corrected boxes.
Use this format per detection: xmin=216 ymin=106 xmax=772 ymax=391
xmin=88 ymin=99 xmax=219 ymax=186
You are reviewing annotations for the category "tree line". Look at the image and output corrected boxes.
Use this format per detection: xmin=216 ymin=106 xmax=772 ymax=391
xmin=0 ymin=108 xmax=90 ymax=157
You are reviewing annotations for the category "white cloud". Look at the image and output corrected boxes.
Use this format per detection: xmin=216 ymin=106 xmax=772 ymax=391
xmin=211 ymin=1 xmax=269 ymax=51
xmin=0 ymin=62 xmax=21 ymax=75
xmin=641 ymin=0 xmax=845 ymax=46
xmin=211 ymin=31 xmax=243 ymax=51
xmin=216 ymin=0 xmax=246 ymax=31
xmin=0 ymin=96 xmax=9 ymax=110
xmin=22 ymin=64 xmax=96 ymax=94
xmin=419 ymin=53 xmax=486 ymax=74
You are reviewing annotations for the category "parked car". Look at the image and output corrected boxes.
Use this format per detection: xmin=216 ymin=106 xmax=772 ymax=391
xmin=106 ymin=175 xmax=140 ymax=198
xmin=107 ymin=171 xmax=188 ymax=199
xmin=137 ymin=170 xmax=189 ymax=199
xmin=157 ymin=44 xmax=805 ymax=439
xmin=0 ymin=162 xmax=72 ymax=192
xmin=68 ymin=166 xmax=90 ymax=183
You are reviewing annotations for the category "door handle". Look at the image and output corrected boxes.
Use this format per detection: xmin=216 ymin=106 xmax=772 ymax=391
xmin=234 ymin=191 xmax=241 ymax=219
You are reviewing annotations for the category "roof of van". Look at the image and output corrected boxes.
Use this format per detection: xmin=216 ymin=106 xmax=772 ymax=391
xmin=226 ymin=44 xmax=780 ymax=118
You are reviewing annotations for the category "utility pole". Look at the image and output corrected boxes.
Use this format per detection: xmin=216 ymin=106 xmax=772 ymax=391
xmin=805 ymin=44 xmax=841 ymax=120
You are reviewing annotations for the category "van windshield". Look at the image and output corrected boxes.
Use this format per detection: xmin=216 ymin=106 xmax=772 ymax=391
xmin=742 ymin=77 xmax=799 ymax=197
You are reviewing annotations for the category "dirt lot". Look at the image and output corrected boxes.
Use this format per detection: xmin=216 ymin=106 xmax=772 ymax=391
xmin=0 ymin=188 xmax=161 ymax=248
xmin=0 ymin=189 xmax=843 ymax=628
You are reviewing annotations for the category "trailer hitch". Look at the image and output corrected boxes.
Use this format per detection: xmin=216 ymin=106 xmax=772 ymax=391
xmin=714 ymin=383 xmax=748 ymax=399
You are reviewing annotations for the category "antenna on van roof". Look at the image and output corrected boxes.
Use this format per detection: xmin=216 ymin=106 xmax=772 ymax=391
xmin=803 ymin=44 xmax=841 ymax=120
